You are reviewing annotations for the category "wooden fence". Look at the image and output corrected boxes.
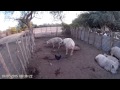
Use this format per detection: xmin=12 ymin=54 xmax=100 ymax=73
xmin=0 ymin=27 xmax=62 ymax=79
xmin=70 ymin=27 xmax=120 ymax=53
xmin=0 ymin=31 xmax=34 ymax=79
xmin=34 ymin=27 xmax=63 ymax=38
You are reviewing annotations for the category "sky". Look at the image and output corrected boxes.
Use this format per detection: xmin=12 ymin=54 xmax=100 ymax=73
xmin=0 ymin=11 xmax=86 ymax=31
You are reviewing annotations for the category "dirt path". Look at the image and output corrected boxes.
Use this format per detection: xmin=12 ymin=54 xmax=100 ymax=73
xmin=28 ymin=37 xmax=120 ymax=79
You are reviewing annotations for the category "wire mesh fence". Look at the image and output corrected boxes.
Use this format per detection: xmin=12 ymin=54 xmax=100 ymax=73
xmin=0 ymin=31 xmax=33 ymax=79
xmin=0 ymin=27 xmax=63 ymax=79
xmin=34 ymin=26 xmax=63 ymax=38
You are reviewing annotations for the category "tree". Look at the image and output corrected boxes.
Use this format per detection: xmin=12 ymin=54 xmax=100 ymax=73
xmin=2 ymin=11 xmax=43 ymax=53
xmin=50 ymin=11 xmax=76 ymax=36
xmin=9 ymin=27 xmax=17 ymax=34
xmin=17 ymin=20 xmax=27 ymax=31
xmin=50 ymin=11 xmax=66 ymax=36
xmin=71 ymin=11 xmax=120 ymax=32
xmin=72 ymin=12 xmax=90 ymax=27
xmin=50 ymin=11 xmax=64 ymax=23
xmin=62 ymin=23 xmax=71 ymax=36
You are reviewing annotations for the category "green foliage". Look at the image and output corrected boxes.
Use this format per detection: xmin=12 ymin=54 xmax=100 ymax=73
xmin=62 ymin=23 xmax=71 ymax=36
xmin=72 ymin=12 xmax=90 ymax=27
xmin=71 ymin=11 xmax=120 ymax=31
xmin=32 ymin=23 xmax=38 ymax=28
xmin=9 ymin=27 xmax=17 ymax=34
xmin=17 ymin=20 xmax=28 ymax=31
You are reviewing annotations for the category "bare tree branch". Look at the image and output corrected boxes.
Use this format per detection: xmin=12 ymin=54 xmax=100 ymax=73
xmin=50 ymin=11 xmax=64 ymax=24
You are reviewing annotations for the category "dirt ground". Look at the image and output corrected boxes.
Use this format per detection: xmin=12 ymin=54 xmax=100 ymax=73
xmin=26 ymin=37 xmax=120 ymax=79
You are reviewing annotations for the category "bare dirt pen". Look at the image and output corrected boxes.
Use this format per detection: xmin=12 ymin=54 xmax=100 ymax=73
xmin=28 ymin=37 xmax=120 ymax=79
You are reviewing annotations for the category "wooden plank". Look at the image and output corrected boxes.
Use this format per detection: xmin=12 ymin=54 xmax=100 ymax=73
xmin=46 ymin=27 xmax=47 ymax=34
xmin=75 ymin=29 xmax=77 ymax=39
xmin=50 ymin=27 xmax=52 ymax=36
xmin=41 ymin=28 xmax=42 ymax=33
xmin=31 ymin=34 xmax=35 ymax=53
xmin=16 ymin=39 xmax=27 ymax=68
xmin=16 ymin=50 xmax=27 ymax=75
xmin=27 ymin=34 xmax=31 ymax=57
xmin=24 ymin=33 xmax=30 ymax=60
xmin=24 ymin=33 xmax=28 ymax=56
xmin=28 ymin=33 xmax=32 ymax=56
xmin=56 ymin=27 xmax=58 ymax=36
xmin=25 ymin=34 xmax=31 ymax=59
xmin=21 ymin=36 xmax=29 ymax=64
xmin=28 ymin=31 xmax=32 ymax=53
xmin=0 ymin=52 xmax=11 ymax=76
xmin=5 ymin=42 xmax=19 ymax=75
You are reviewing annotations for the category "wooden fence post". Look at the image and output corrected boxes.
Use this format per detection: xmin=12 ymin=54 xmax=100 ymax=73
xmin=24 ymin=32 xmax=30 ymax=59
xmin=77 ymin=28 xmax=79 ymax=39
xmin=21 ymin=36 xmax=29 ymax=64
xmin=83 ymin=29 xmax=86 ymax=41
xmin=16 ymin=50 xmax=27 ymax=75
xmin=0 ymin=52 xmax=11 ymax=76
xmin=79 ymin=27 xmax=81 ymax=40
xmin=28 ymin=31 xmax=32 ymax=54
xmin=41 ymin=28 xmax=42 ymax=33
xmin=25 ymin=34 xmax=31 ymax=59
xmin=27 ymin=32 xmax=31 ymax=54
xmin=75 ymin=28 xmax=77 ymax=39
xmin=93 ymin=32 xmax=96 ymax=45
xmin=5 ymin=42 xmax=19 ymax=75
xmin=73 ymin=28 xmax=75 ymax=38
xmin=100 ymin=34 xmax=103 ymax=50
xmin=87 ymin=28 xmax=90 ymax=44
xmin=16 ymin=39 xmax=27 ymax=68
xmin=56 ymin=26 xmax=58 ymax=36
xmin=46 ymin=27 xmax=47 ymax=34
xmin=70 ymin=28 xmax=73 ymax=37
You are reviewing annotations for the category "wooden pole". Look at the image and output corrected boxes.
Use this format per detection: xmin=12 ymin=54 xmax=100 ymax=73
xmin=46 ymin=27 xmax=47 ymax=34
xmin=50 ymin=26 xmax=52 ymax=35
xmin=28 ymin=33 xmax=31 ymax=57
xmin=83 ymin=28 xmax=85 ymax=41
xmin=5 ymin=42 xmax=19 ymax=75
xmin=56 ymin=26 xmax=58 ymax=36
xmin=24 ymin=33 xmax=29 ymax=57
xmin=24 ymin=32 xmax=30 ymax=60
xmin=25 ymin=34 xmax=31 ymax=59
xmin=76 ymin=27 xmax=78 ymax=39
xmin=79 ymin=27 xmax=81 ymax=39
xmin=75 ymin=29 xmax=77 ymax=39
xmin=0 ymin=52 xmax=11 ymax=76
xmin=41 ymin=27 xmax=42 ymax=33
xmin=16 ymin=39 xmax=27 ymax=68
xmin=87 ymin=29 xmax=90 ymax=44
xmin=55 ymin=26 xmax=56 ymax=36
xmin=100 ymin=34 xmax=103 ymax=50
xmin=28 ymin=31 xmax=32 ymax=54
xmin=21 ymin=36 xmax=29 ymax=64
xmin=93 ymin=32 xmax=96 ymax=45
xmin=16 ymin=50 xmax=27 ymax=75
